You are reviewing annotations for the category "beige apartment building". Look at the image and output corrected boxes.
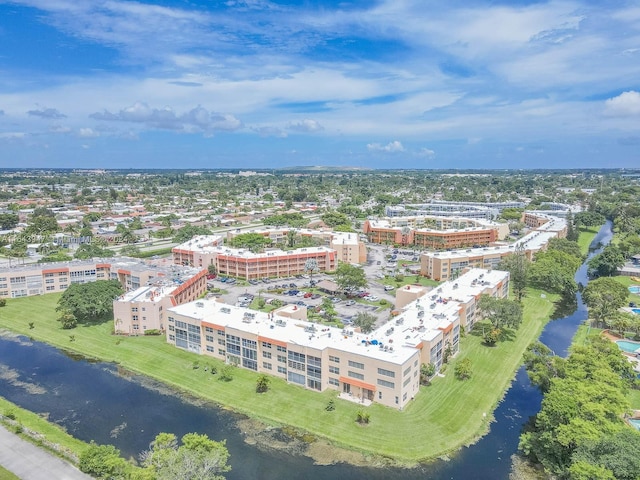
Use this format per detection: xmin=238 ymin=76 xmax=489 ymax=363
xmin=226 ymin=228 xmax=367 ymax=264
xmin=172 ymin=235 xmax=338 ymax=279
xmin=166 ymin=268 xmax=509 ymax=410
xmin=421 ymin=212 xmax=567 ymax=281
xmin=112 ymin=266 xmax=207 ymax=336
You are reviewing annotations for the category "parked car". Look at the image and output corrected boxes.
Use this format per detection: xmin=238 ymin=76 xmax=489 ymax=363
xmin=384 ymin=285 xmax=394 ymax=291
xmin=331 ymin=297 xmax=342 ymax=303
xmin=630 ymin=302 xmax=637 ymax=308
xmin=219 ymin=277 xmax=228 ymax=282
xmin=367 ymin=295 xmax=379 ymax=301
xmin=304 ymin=292 xmax=313 ymax=298
xmin=311 ymin=294 xmax=321 ymax=300
xmin=345 ymin=300 xmax=356 ymax=306
xmin=289 ymin=283 xmax=297 ymax=288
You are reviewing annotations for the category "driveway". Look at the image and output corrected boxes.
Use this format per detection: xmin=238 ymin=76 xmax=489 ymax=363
xmin=0 ymin=425 xmax=92 ymax=480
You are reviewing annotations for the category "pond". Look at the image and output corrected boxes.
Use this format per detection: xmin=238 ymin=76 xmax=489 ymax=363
xmin=0 ymin=221 xmax=613 ymax=479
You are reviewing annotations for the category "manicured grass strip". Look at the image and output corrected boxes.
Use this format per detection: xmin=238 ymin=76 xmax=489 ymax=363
xmin=577 ymin=226 xmax=600 ymax=255
xmin=0 ymin=465 xmax=20 ymax=480
xmin=0 ymin=396 xmax=88 ymax=461
xmin=0 ymin=289 xmax=559 ymax=462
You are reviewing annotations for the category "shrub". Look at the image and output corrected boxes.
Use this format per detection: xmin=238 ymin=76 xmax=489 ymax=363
xmin=0 ymin=299 xmax=6 ymax=307
xmin=325 ymin=399 xmax=336 ymax=412
xmin=356 ymin=410 xmax=370 ymax=425
xmin=454 ymin=358 xmax=473 ymax=380
xmin=143 ymin=329 xmax=162 ymax=336
xmin=219 ymin=365 xmax=234 ymax=382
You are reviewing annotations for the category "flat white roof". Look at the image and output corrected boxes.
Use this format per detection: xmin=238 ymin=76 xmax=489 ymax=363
xmin=169 ymin=268 xmax=509 ymax=366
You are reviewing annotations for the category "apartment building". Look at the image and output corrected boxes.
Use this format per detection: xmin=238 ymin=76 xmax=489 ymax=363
xmin=226 ymin=227 xmax=367 ymax=264
xmin=363 ymin=217 xmax=506 ymax=248
xmin=113 ymin=266 xmax=207 ymax=336
xmin=172 ymin=235 xmax=338 ymax=279
xmin=420 ymin=213 xmax=567 ymax=281
xmin=166 ymin=268 xmax=509 ymax=410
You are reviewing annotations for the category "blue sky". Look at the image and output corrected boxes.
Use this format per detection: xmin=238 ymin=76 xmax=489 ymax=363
xmin=0 ymin=0 xmax=639 ymax=169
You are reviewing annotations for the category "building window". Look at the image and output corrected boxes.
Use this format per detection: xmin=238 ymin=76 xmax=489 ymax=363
xmin=168 ymin=325 xmax=175 ymax=332
xmin=169 ymin=334 xmax=175 ymax=341
xmin=263 ymin=362 xmax=272 ymax=370
xmin=403 ymin=377 xmax=412 ymax=387
xmin=348 ymin=371 xmax=364 ymax=380
xmin=205 ymin=335 xmax=214 ymax=343
xmin=263 ymin=351 xmax=272 ymax=359
xmin=262 ymin=341 xmax=272 ymax=349
xmin=329 ymin=377 xmax=339 ymax=386
xmin=378 ymin=368 xmax=396 ymax=378
xmin=277 ymin=345 xmax=287 ymax=353
xmin=168 ymin=316 xmax=174 ymax=323
xmin=378 ymin=391 xmax=382 ymax=400
xmin=131 ymin=307 xmax=138 ymax=312
xmin=329 ymin=355 xmax=340 ymax=363
xmin=206 ymin=345 xmax=214 ymax=353
xmin=277 ymin=366 xmax=287 ymax=374
xmin=132 ymin=315 xmax=138 ymax=321
xmin=329 ymin=365 xmax=339 ymax=374
xmin=205 ymin=326 xmax=214 ymax=333
xmin=348 ymin=360 xmax=364 ymax=370
xmin=377 ymin=379 xmax=395 ymax=389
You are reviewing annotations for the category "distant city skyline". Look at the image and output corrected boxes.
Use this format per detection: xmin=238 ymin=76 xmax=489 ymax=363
xmin=0 ymin=0 xmax=639 ymax=169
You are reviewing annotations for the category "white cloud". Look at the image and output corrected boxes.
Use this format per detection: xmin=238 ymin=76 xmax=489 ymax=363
xmin=604 ymin=91 xmax=640 ymax=117
xmin=288 ymin=119 xmax=324 ymax=133
xmin=252 ymin=126 xmax=287 ymax=138
xmin=418 ymin=147 xmax=435 ymax=157
xmin=90 ymin=102 xmax=242 ymax=132
xmin=78 ymin=127 xmax=99 ymax=138
xmin=27 ymin=107 xmax=66 ymax=119
xmin=367 ymin=140 xmax=405 ymax=153
xmin=50 ymin=124 xmax=71 ymax=133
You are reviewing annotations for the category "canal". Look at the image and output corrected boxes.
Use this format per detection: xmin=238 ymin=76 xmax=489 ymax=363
xmin=0 ymin=221 xmax=613 ymax=479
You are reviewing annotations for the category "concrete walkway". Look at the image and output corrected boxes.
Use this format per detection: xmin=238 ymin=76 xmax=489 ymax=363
xmin=0 ymin=425 xmax=92 ymax=480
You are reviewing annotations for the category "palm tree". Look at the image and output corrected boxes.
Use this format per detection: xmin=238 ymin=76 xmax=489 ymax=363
xmin=304 ymin=258 xmax=319 ymax=283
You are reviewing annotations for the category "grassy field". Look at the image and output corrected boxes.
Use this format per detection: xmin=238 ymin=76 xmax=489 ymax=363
xmin=611 ymin=275 xmax=640 ymax=305
xmin=0 ymin=288 xmax=559 ymax=463
xmin=577 ymin=226 xmax=600 ymax=255
xmin=0 ymin=465 xmax=20 ymax=480
xmin=0 ymin=396 xmax=88 ymax=461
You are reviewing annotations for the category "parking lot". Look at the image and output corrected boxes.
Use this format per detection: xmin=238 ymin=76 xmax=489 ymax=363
xmin=205 ymin=245 xmax=423 ymax=328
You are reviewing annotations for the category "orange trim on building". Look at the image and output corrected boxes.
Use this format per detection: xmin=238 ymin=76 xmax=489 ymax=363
xmin=117 ymin=269 xmax=131 ymax=275
xmin=257 ymin=336 xmax=287 ymax=348
xmin=202 ymin=321 xmax=226 ymax=331
xmin=339 ymin=376 xmax=377 ymax=391
xmin=438 ymin=323 xmax=453 ymax=334
xmin=95 ymin=263 xmax=111 ymax=269
xmin=42 ymin=268 xmax=69 ymax=274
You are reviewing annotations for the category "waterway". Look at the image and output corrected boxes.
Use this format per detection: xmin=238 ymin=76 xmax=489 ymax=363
xmin=0 ymin=222 xmax=613 ymax=479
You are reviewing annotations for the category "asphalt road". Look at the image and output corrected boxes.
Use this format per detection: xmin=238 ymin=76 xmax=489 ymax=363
xmin=0 ymin=425 xmax=92 ymax=480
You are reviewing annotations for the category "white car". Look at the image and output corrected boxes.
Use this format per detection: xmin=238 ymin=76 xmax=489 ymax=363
xmin=367 ymin=295 xmax=379 ymax=301
xmin=384 ymin=285 xmax=394 ymax=291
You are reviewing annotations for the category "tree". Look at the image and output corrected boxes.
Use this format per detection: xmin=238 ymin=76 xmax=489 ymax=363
xmin=477 ymin=295 xmax=523 ymax=330
xmin=304 ymin=258 xmax=318 ymax=282
xmin=228 ymin=232 xmax=271 ymax=252
xmin=321 ymin=211 xmax=351 ymax=228
xmin=334 ymin=262 xmax=367 ymax=291
xmin=74 ymin=243 xmax=113 ymax=259
xmin=79 ymin=442 xmax=132 ymax=479
xmin=0 ymin=213 xmax=18 ymax=230
xmin=523 ymin=341 xmax=566 ymax=393
xmin=256 ymin=374 xmax=270 ymax=393
xmin=57 ymin=309 xmax=78 ymax=329
xmin=588 ymin=245 xmax=625 ymax=277
xmin=529 ymin=250 xmax=580 ymax=296
xmin=582 ymin=277 xmax=629 ymax=326
xmin=320 ymin=297 xmax=337 ymax=323
xmin=141 ymin=432 xmax=231 ymax=480
xmin=574 ymin=211 xmax=606 ymax=228
xmin=498 ymin=247 xmax=529 ymax=302
xmin=420 ymin=363 xmax=436 ymax=385
xmin=173 ymin=225 xmax=213 ymax=243
xmin=56 ymin=280 xmax=124 ymax=322
xmin=454 ymin=358 xmax=472 ymax=380
xmin=519 ymin=337 xmax=632 ymax=476
xmin=547 ymin=237 xmax=583 ymax=260
xmin=570 ymin=429 xmax=640 ymax=480
xmin=353 ymin=312 xmax=376 ymax=334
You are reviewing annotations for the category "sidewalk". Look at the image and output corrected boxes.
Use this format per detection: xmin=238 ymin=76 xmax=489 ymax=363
xmin=0 ymin=424 xmax=92 ymax=480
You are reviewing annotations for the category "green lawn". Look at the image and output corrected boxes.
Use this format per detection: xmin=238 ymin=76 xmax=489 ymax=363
xmin=0 ymin=465 xmax=20 ymax=480
xmin=610 ymin=275 xmax=640 ymax=305
xmin=577 ymin=226 xmax=600 ymax=255
xmin=0 ymin=289 xmax=559 ymax=463
xmin=0 ymin=396 xmax=88 ymax=461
